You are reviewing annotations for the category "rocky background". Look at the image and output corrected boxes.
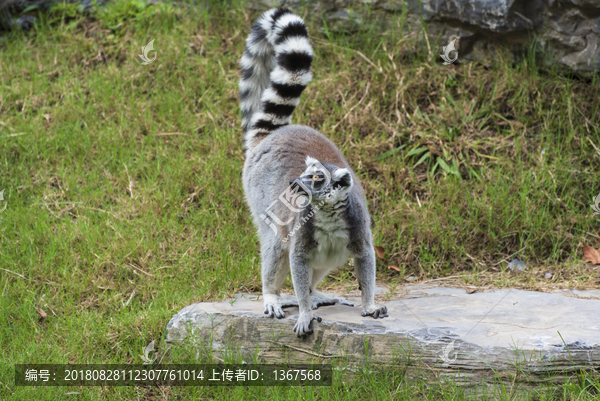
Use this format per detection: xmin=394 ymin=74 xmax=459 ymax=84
xmin=0 ymin=0 xmax=106 ymax=30
xmin=249 ymin=0 xmax=600 ymax=73
xmin=2 ymin=0 xmax=599 ymax=72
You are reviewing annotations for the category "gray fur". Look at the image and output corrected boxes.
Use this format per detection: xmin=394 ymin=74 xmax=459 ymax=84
xmin=240 ymin=9 xmax=388 ymax=336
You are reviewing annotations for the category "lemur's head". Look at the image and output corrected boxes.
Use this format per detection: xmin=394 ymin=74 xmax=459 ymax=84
xmin=289 ymin=156 xmax=353 ymax=208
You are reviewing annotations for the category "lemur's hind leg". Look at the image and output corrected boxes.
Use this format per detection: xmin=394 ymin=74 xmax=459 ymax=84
xmin=308 ymin=267 xmax=354 ymax=309
xmin=261 ymin=242 xmax=290 ymax=319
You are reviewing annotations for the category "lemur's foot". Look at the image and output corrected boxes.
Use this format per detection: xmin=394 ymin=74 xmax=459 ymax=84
xmin=279 ymin=296 xmax=299 ymax=308
xmin=310 ymin=291 xmax=354 ymax=310
xmin=361 ymin=305 xmax=388 ymax=319
xmin=263 ymin=294 xmax=286 ymax=319
xmin=293 ymin=312 xmax=322 ymax=336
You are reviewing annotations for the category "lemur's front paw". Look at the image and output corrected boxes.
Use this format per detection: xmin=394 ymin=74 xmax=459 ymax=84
xmin=361 ymin=305 xmax=388 ymax=319
xmin=293 ymin=312 xmax=322 ymax=336
xmin=263 ymin=295 xmax=285 ymax=319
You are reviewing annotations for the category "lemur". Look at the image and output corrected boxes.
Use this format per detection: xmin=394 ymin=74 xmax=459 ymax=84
xmin=239 ymin=8 xmax=388 ymax=336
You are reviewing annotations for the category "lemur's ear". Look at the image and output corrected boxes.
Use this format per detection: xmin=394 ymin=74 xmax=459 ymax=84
xmin=305 ymin=156 xmax=319 ymax=167
xmin=333 ymin=168 xmax=352 ymax=188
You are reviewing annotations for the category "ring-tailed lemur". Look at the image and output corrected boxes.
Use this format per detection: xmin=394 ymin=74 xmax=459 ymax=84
xmin=240 ymin=8 xmax=388 ymax=336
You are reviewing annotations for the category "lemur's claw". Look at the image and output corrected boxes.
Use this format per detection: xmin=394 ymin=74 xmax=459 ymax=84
xmin=362 ymin=305 xmax=388 ymax=319
xmin=293 ymin=313 xmax=321 ymax=336
xmin=264 ymin=303 xmax=285 ymax=319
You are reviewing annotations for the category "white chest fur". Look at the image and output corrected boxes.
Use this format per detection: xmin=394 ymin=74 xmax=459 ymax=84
xmin=308 ymin=209 xmax=350 ymax=271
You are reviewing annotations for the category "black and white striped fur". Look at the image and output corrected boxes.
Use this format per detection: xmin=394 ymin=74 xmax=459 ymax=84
xmin=239 ymin=8 xmax=313 ymax=154
xmin=240 ymin=8 xmax=388 ymax=337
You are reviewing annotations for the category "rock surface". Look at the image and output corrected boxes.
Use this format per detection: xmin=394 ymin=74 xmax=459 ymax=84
xmin=166 ymin=285 xmax=600 ymax=388
xmin=248 ymin=0 xmax=600 ymax=72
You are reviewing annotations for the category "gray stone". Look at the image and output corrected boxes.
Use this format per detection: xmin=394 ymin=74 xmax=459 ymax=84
xmin=508 ymin=258 xmax=526 ymax=271
xmin=569 ymin=0 xmax=600 ymax=7
xmin=427 ymin=0 xmax=544 ymax=33
xmin=166 ymin=285 xmax=600 ymax=388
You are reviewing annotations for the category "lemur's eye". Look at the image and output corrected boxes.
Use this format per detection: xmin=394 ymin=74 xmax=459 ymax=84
xmin=312 ymin=175 xmax=319 ymax=181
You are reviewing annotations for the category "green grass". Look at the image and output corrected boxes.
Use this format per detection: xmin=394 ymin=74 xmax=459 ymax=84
xmin=0 ymin=0 xmax=599 ymax=399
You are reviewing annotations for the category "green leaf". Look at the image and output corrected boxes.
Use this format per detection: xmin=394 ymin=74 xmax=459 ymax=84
xmin=437 ymin=157 xmax=451 ymax=173
xmin=451 ymin=158 xmax=460 ymax=176
xmin=406 ymin=147 xmax=428 ymax=157
xmin=430 ymin=158 xmax=440 ymax=175
xmin=469 ymin=166 xmax=481 ymax=180
xmin=375 ymin=144 xmax=406 ymax=161
xmin=477 ymin=114 xmax=491 ymax=130
xmin=23 ymin=4 xmax=39 ymax=12
xmin=465 ymin=100 xmax=478 ymax=122
xmin=414 ymin=152 xmax=430 ymax=168
xmin=445 ymin=92 xmax=457 ymax=108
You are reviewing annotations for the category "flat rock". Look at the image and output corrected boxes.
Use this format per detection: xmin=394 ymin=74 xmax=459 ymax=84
xmin=166 ymin=285 xmax=600 ymax=388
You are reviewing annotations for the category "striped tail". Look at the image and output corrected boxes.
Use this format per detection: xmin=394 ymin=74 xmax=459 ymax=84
xmin=239 ymin=8 xmax=313 ymax=153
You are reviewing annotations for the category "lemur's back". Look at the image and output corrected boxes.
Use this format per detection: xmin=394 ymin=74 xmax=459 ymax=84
xmin=244 ymin=125 xmax=367 ymax=211
xmin=243 ymin=124 xmax=368 ymax=241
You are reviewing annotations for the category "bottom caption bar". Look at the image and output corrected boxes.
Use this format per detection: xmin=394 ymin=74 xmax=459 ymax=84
xmin=15 ymin=364 xmax=332 ymax=386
